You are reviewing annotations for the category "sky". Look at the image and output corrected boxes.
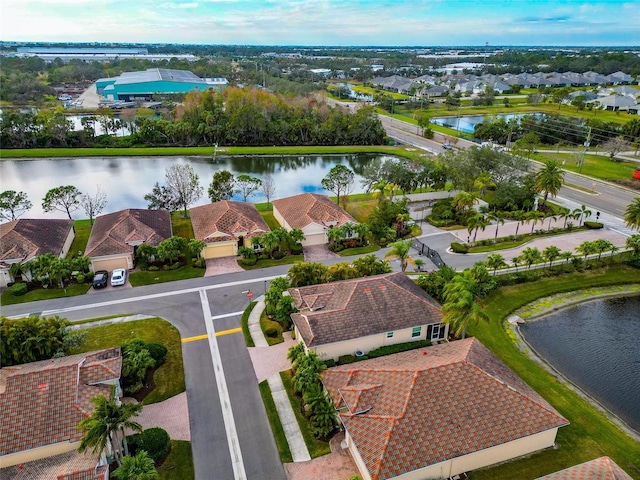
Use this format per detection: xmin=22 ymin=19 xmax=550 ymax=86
xmin=1 ymin=0 xmax=639 ymax=46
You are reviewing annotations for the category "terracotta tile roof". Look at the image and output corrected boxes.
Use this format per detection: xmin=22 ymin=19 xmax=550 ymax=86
xmin=84 ymin=209 xmax=172 ymax=258
xmin=0 ymin=450 xmax=107 ymax=479
xmin=535 ymin=456 xmax=633 ymax=480
xmin=322 ymin=339 xmax=569 ymax=480
xmin=189 ymin=201 xmax=269 ymax=243
xmin=289 ymin=273 xmax=443 ymax=347
xmin=0 ymin=219 xmax=74 ymax=262
xmin=272 ymin=193 xmax=356 ymax=230
xmin=0 ymin=348 xmax=122 ymax=457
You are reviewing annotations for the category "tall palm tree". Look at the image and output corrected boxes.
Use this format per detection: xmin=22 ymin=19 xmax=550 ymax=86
xmin=560 ymin=251 xmax=574 ymax=264
xmin=623 ymin=197 xmax=640 ymax=231
xmin=521 ymin=247 xmax=542 ymax=270
xmin=593 ymin=239 xmax=613 ymax=262
xmin=486 ymin=211 xmax=505 ymax=243
xmin=546 ymin=214 xmax=558 ymax=231
xmin=466 ymin=214 xmax=489 ymax=244
xmin=112 ymin=451 xmax=158 ymax=480
xmin=608 ymin=244 xmax=620 ymax=263
xmin=542 ymin=245 xmax=561 ymax=267
xmin=535 ymin=159 xmax=564 ymax=207
xmin=511 ymin=211 xmax=525 ymax=239
xmin=511 ymin=256 xmax=521 ymax=272
xmin=486 ymin=254 xmax=507 ymax=275
xmin=573 ymin=204 xmax=592 ymax=227
xmin=384 ymin=240 xmax=414 ymax=272
xmin=559 ymin=207 xmax=571 ymax=229
xmin=526 ymin=211 xmax=545 ymax=234
xmin=626 ymin=234 xmax=640 ymax=255
xmin=452 ymin=191 xmax=478 ymax=215
xmin=441 ymin=273 xmax=489 ymax=339
xmin=575 ymin=240 xmax=597 ymax=261
xmin=78 ymin=395 xmax=142 ymax=466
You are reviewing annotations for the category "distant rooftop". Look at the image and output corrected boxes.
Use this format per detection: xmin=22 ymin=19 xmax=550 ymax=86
xmin=17 ymin=46 xmax=148 ymax=55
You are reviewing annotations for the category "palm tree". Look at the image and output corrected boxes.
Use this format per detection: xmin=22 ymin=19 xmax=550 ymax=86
xmin=310 ymin=396 xmax=338 ymax=439
xmin=474 ymin=172 xmax=495 ymax=198
xmin=626 ymin=234 xmax=640 ymax=255
xmin=521 ymin=247 xmax=542 ymax=270
xmin=289 ymin=228 xmax=306 ymax=246
xmin=560 ymin=251 xmax=574 ymax=264
xmin=78 ymin=395 xmax=143 ymax=466
xmin=452 ymin=191 xmax=478 ymax=215
xmin=303 ymin=383 xmax=328 ymax=416
xmin=623 ymin=197 xmax=640 ymax=230
xmin=287 ymin=342 xmax=307 ymax=371
xmin=593 ymin=238 xmax=613 ymax=262
xmin=511 ymin=256 xmax=521 ymax=272
xmin=466 ymin=214 xmax=489 ymax=244
xmin=608 ymin=244 xmax=619 ymax=263
xmin=8 ymin=261 xmax=26 ymax=282
xmin=486 ymin=254 xmax=507 ymax=275
xmin=573 ymin=204 xmax=592 ymax=227
xmin=526 ymin=211 xmax=545 ymax=234
xmin=260 ymin=231 xmax=280 ymax=258
xmin=372 ymin=181 xmax=397 ymax=203
xmin=542 ymin=245 xmax=561 ymax=267
xmin=546 ymin=214 xmax=558 ymax=231
xmin=327 ymin=226 xmax=345 ymax=247
xmin=441 ymin=272 xmax=489 ymax=339
xmin=535 ymin=159 xmax=564 ymax=207
xmin=511 ymin=211 xmax=525 ymax=240
xmin=112 ymin=451 xmax=158 ymax=480
xmin=354 ymin=223 xmax=370 ymax=244
xmin=575 ymin=240 xmax=597 ymax=261
xmin=487 ymin=211 xmax=505 ymax=243
xmin=384 ymin=240 xmax=414 ymax=272
xmin=559 ymin=207 xmax=571 ymax=229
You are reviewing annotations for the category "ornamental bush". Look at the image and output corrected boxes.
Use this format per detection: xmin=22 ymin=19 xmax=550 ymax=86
xmin=9 ymin=282 xmax=28 ymax=296
xmin=145 ymin=343 xmax=168 ymax=367
xmin=584 ymin=221 xmax=604 ymax=229
xmin=128 ymin=427 xmax=171 ymax=463
xmin=450 ymin=242 xmax=469 ymax=254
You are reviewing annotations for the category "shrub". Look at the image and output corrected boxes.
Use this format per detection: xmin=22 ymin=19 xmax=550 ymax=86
xmin=9 ymin=282 xmax=28 ymax=296
xmin=450 ymin=242 xmax=469 ymax=254
xmin=264 ymin=327 xmax=279 ymax=338
xmin=193 ymin=257 xmax=206 ymax=268
xmin=584 ymin=221 xmax=604 ymax=229
xmin=627 ymin=254 xmax=640 ymax=268
xmin=169 ymin=262 xmax=182 ymax=270
xmin=323 ymin=359 xmax=336 ymax=368
xmin=272 ymin=250 xmax=286 ymax=260
xmin=148 ymin=266 xmax=159 ymax=271
xmin=128 ymin=427 xmax=171 ymax=463
xmin=337 ymin=354 xmax=356 ymax=365
xmin=75 ymin=273 xmax=86 ymax=284
xmin=85 ymin=272 xmax=94 ymax=282
xmin=368 ymin=340 xmax=431 ymax=358
xmin=145 ymin=343 xmax=168 ymax=366
xmin=290 ymin=244 xmax=303 ymax=255
xmin=240 ymin=256 xmax=257 ymax=266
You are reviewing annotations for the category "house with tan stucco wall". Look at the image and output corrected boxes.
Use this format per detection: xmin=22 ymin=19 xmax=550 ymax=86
xmin=289 ymin=272 xmax=447 ymax=361
xmin=322 ymin=338 xmax=570 ymax=480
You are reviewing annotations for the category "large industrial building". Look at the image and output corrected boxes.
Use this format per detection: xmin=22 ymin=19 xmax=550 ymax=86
xmin=96 ymin=68 xmax=228 ymax=101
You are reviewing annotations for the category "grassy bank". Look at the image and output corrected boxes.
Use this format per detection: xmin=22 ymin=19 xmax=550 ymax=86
xmin=67 ymin=219 xmax=92 ymax=258
xmin=158 ymin=441 xmax=194 ymax=480
xmin=260 ymin=309 xmax=284 ymax=346
xmin=468 ymin=266 xmax=640 ymax=479
xmin=258 ymin=380 xmax=294 ymax=463
xmin=240 ymin=302 xmax=257 ymax=347
xmin=71 ymin=318 xmax=185 ymax=405
xmin=1 ymin=283 xmax=90 ymax=306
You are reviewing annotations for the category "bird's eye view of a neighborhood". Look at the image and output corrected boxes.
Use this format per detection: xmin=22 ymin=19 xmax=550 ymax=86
xmin=1 ymin=1 xmax=640 ymax=479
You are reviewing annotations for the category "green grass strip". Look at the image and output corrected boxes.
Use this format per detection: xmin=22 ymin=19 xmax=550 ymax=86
xmin=238 ymin=255 xmax=304 ymax=270
xmin=258 ymin=380 xmax=294 ymax=463
xmin=158 ymin=440 xmax=194 ymax=480
xmin=337 ymin=244 xmax=381 ymax=256
xmin=1 ymin=283 xmax=90 ymax=306
xmin=260 ymin=309 xmax=284 ymax=346
xmin=129 ymin=265 xmax=205 ymax=286
xmin=241 ymin=301 xmax=257 ymax=347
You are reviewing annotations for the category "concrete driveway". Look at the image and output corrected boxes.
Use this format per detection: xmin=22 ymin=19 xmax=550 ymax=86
xmin=205 ymin=257 xmax=244 ymax=276
xmin=303 ymin=245 xmax=339 ymax=262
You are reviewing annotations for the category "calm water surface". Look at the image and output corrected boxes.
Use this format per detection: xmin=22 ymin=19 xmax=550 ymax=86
xmin=0 ymin=154 xmax=388 ymax=218
xmin=520 ymin=296 xmax=640 ymax=433
xmin=431 ymin=113 xmax=541 ymax=134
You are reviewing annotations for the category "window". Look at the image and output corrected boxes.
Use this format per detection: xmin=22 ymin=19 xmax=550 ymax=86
xmin=411 ymin=326 xmax=422 ymax=338
xmin=386 ymin=331 xmax=394 ymax=338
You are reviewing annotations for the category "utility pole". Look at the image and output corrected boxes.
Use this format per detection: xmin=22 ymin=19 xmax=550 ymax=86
xmin=578 ymin=126 xmax=592 ymax=174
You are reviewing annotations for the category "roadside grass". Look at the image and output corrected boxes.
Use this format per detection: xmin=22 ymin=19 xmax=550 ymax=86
xmin=1 ymin=283 xmax=90 ymax=306
xmin=337 ymin=244 xmax=381 ymax=257
xmin=129 ymin=265 xmax=205 ymax=286
xmin=536 ymin=152 xmax=637 ymax=182
xmin=465 ymin=227 xmax=588 ymax=253
xmin=67 ymin=219 xmax=92 ymax=258
xmin=280 ymin=370 xmax=332 ymax=459
xmin=258 ymin=380 xmax=294 ymax=463
xmin=71 ymin=318 xmax=185 ymax=405
xmin=158 ymin=440 xmax=194 ymax=480
xmin=467 ymin=266 xmax=640 ymax=479
xmin=260 ymin=211 xmax=281 ymax=231
xmin=70 ymin=314 xmax=132 ymax=325
xmin=240 ymin=301 xmax=257 ymax=347
xmin=238 ymin=254 xmax=304 ymax=270
xmin=260 ymin=309 xmax=284 ymax=346
xmin=352 ymin=85 xmax=409 ymax=100
xmin=170 ymin=212 xmax=195 ymax=239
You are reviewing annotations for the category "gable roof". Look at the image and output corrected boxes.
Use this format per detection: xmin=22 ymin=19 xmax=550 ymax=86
xmin=189 ymin=201 xmax=269 ymax=243
xmin=535 ymin=456 xmax=633 ymax=480
xmin=289 ymin=272 xmax=442 ymax=347
xmin=0 ymin=219 xmax=74 ymax=263
xmin=322 ymin=339 xmax=569 ymax=480
xmin=0 ymin=348 xmax=122 ymax=456
xmin=272 ymin=193 xmax=356 ymax=230
xmin=85 ymin=209 xmax=172 ymax=258
xmin=1 ymin=450 xmax=107 ymax=480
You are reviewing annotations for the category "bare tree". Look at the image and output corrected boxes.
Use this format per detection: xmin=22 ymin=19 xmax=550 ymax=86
xmin=602 ymin=136 xmax=630 ymax=160
xmin=80 ymin=185 xmax=108 ymax=225
xmin=261 ymin=173 xmax=276 ymax=207
xmin=165 ymin=164 xmax=203 ymax=218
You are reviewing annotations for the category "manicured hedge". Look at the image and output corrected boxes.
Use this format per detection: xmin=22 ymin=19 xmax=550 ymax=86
xmin=584 ymin=221 xmax=604 ymax=229
xmin=367 ymin=340 xmax=432 ymax=358
xmin=128 ymin=427 xmax=171 ymax=463
xmin=450 ymin=242 xmax=469 ymax=254
xmin=8 ymin=282 xmax=28 ymax=296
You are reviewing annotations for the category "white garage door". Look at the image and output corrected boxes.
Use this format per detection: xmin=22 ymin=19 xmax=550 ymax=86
xmin=302 ymin=232 xmax=327 ymax=246
xmin=92 ymin=257 xmax=130 ymax=272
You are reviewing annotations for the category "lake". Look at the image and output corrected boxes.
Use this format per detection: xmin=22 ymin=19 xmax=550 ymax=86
xmin=431 ymin=113 xmax=540 ymax=134
xmin=520 ymin=295 xmax=640 ymax=433
xmin=0 ymin=154 xmax=389 ymax=218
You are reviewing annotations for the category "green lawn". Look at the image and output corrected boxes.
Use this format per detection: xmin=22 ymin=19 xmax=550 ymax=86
xmin=536 ymin=152 xmax=638 ymax=182
xmin=71 ymin=318 xmax=185 ymax=405
xmin=238 ymin=254 xmax=304 ymax=270
xmin=240 ymin=302 xmax=257 ymax=347
xmin=258 ymin=380 xmax=294 ymax=463
xmin=280 ymin=370 xmax=332 ymax=459
xmin=67 ymin=219 xmax=92 ymax=258
xmin=158 ymin=441 xmax=194 ymax=480
xmin=337 ymin=244 xmax=381 ymax=256
xmin=260 ymin=309 xmax=284 ymax=346
xmin=1 ymin=283 xmax=90 ymax=306
xmin=129 ymin=265 xmax=205 ymax=286
xmin=171 ymin=212 xmax=195 ymax=239
xmin=466 ymin=227 xmax=588 ymax=253
xmin=467 ymin=266 xmax=640 ymax=479
xmin=260 ymin=211 xmax=282 ymax=231
xmin=344 ymin=197 xmax=377 ymax=223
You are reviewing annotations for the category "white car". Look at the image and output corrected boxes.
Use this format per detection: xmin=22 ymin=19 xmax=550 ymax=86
xmin=110 ymin=268 xmax=127 ymax=287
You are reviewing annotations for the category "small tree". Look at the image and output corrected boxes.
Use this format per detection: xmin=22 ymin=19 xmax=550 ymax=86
xmin=287 ymin=262 xmax=329 ymax=288
xmin=144 ymin=182 xmax=178 ymax=211
xmin=165 ymin=164 xmax=203 ymax=218
xmin=261 ymin=173 xmax=276 ymax=207
xmin=384 ymin=240 xmax=414 ymax=272
xmin=112 ymin=451 xmax=158 ymax=480
xmin=602 ymin=136 xmax=630 ymax=160
xmin=156 ymin=236 xmax=187 ymax=263
xmin=485 ymin=253 xmax=507 ymax=275
xmin=208 ymin=170 xmax=236 ymax=202
xmin=0 ymin=190 xmax=32 ymax=221
xmin=42 ymin=185 xmax=81 ymax=219
xmin=188 ymin=239 xmax=206 ymax=258
xmin=542 ymin=245 xmax=561 ymax=267
xmin=623 ymin=197 xmax=640 ymax=231
xmin=235 ymin=174 xmax=262 ymax=202
xmin=321 ymin=164 xmax=355 ymax=208
xmin=80 ymin=185 xmax=108 ymax=226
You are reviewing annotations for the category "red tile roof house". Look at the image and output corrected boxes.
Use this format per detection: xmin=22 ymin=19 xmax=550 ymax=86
xmin=0 ymin=348 xmax=122 ymax=479
xmin=84 ymin=209 xmax=172 ymax=272
xmin=535 ymin=456 xmax=633 ymax=480
xmin=289 ymin=272 xmax=447 ymax=361
xmin=0 ymin=219 xmax=75 ymax=288
xmin=272 ymin=193 xmax=357 ymax=246
xmin=189 ymin=200 xmax=270 ymax=259
xmin=322 ymin=338 xmax=569 ymax=480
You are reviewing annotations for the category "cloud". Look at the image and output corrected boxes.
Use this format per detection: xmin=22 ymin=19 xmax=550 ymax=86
xmin=518 ymin=15 xmax=572 ymax=23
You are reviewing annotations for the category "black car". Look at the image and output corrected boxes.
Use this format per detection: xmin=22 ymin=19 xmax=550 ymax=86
xmin=93 ymin=270 xmax=109 ymax=289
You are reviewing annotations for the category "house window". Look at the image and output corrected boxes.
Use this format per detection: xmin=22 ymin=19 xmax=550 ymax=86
xmin=386 ymin=331 xmax=394 ymax=338
xmin=411 ymin=326 xmax=421 ymax=338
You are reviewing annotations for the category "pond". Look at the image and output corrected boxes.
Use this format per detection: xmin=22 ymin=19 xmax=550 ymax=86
xmin=430 ymin=113 xmax=540 ymax=134
xmin=519 ymin=295 xmax=640 ymax=433
xmin=0 ymin=154 xmax=389 ymax=218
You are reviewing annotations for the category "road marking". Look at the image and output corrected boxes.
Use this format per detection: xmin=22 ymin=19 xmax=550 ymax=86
xmin=216 ymin=327 xmax=242 ymax=337
xmin=199 ymin=289 xmax=247 ymax=480
xmin=182 ymin=334 xmax=208 ymax=343
xmin=212 ymin=310 xmax=244 ymax=320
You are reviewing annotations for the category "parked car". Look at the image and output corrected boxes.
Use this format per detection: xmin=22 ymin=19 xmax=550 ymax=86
xmin=93 ymin=270 xmax=108 ymax=289
xmin=110 ymin=268 xmax=127 ymax=287
xmin=442 ymin=143 xmax=453 ymax=150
